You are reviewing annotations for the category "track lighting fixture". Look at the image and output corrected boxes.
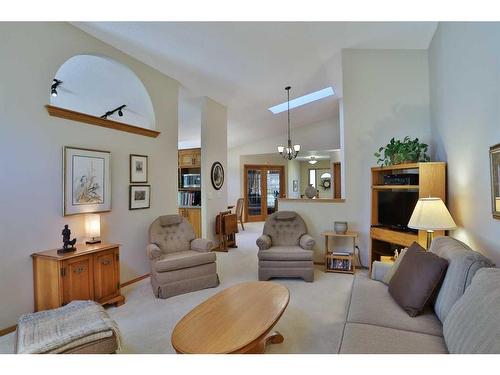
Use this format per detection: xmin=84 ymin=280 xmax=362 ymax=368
xmin=51 ymin=79 xmax=62 ymax=97
xmin=101 ymin=105 xmax=126 ymax=120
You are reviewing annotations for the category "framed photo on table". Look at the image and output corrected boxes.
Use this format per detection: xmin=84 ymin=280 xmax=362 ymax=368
xmin=129 ymin=185 xmax=151 ymax=210
xmin=63 ymin=146 xmax=111 ymax=216
xmin=130 ymin=154 xmax=148 ymax=183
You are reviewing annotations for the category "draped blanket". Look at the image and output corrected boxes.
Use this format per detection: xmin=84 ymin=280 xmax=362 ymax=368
xmin=16 ymin=300 xmax=121 ymax=354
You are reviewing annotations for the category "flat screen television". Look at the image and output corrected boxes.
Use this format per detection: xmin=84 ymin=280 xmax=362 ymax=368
xmin=377 ymin=191 xmax=419 ymax=231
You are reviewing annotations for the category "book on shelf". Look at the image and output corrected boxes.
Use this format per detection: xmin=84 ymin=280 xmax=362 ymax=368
xmin=178 ymin=191 xmax=201 ymax=207
xmin=328 ymin=258 xmax=352 ymax=271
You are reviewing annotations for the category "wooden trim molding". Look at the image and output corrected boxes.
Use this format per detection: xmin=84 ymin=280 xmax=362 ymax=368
xmin=120 ymin=273 xmax=150 ymax=288
xmin=0 ymin=325 xmax=16 ymax=337
xmin=46 ymin=105 xmax=160 ymax=138
xmin=279 ymin=198 xmax=345 ymax=203
xmin=0 ymin=273 xmax=150 ymax=336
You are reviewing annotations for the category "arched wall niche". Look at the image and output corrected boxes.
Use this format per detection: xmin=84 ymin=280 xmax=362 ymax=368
xmin=49 ymin=54 xmax=157 ymax=136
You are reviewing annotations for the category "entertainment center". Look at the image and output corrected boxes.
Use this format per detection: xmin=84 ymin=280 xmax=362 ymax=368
xmin=369 ymin=162 xmax=446 ymax=273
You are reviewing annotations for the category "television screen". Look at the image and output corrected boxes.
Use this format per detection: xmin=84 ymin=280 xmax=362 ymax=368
xmin=378 ymin=191 xmax=419 ymax=231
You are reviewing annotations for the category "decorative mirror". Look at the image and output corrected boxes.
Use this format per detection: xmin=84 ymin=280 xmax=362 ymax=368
xmin=490 ymin=144 xmax=500 ymax=219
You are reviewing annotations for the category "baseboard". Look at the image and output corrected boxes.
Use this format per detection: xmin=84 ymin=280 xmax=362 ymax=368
xmin=0 ymin=324 xmax=16 ymax=337
xmin=0 ymin=275 xmax=149 ymax=337
xmin=120 ymin=273 xmax=150 ymax=288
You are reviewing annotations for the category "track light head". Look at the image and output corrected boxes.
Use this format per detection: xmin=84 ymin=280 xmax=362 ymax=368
xmin=118 ymin=109 xmax=123 ymax=116
xmin=51 ymin=79 xmax=62 ymax=97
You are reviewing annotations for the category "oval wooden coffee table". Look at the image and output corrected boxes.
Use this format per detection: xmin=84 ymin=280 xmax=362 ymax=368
xmin=171 ymin=281 xmax=290 ymax=354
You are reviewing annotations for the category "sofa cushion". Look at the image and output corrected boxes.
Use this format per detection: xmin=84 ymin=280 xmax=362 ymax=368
xmin=274 ymin=211 xmax=297 ymax=221
xmin=430 ymin=236 xmax=494 ymax=322
xmin=258 ymin=246 xmax=313 ymax=261
xmin=154 ymin=250 xmax=215 ymax=273
xmin=443 ymin=268 xmax=500 ymax=354
xmin=339 ymin=323 xmax=448 ymax=354
xmin=348 ymin=272 xmax=443 ymax=336
xmin=263 ymin=211 xmax=307 ymax=246
xmin=389 ymin=242 xmax=448 ymax=317
xmin=159 ymin=214 xmax=183 ymax=226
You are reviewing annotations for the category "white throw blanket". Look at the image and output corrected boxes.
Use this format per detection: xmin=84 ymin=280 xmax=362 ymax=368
xmin=16 ymin=300 xmax=121 ymax=354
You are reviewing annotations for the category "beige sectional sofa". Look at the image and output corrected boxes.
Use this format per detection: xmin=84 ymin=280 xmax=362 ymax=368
xmin=338 ymin=236 xmax=497 ymax=354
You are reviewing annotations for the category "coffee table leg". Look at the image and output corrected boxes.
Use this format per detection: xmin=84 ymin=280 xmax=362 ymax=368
xmin=265 ymin=330 xmax=284 ymax=345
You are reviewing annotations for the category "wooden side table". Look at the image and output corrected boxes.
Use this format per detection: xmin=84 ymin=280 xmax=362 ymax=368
xmin=321 ymin=231 xmax=359 ymax=274
xmin=32 ymin=242 xmax=125 ymax=312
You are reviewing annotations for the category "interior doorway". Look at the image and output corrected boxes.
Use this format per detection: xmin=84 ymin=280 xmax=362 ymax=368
xmin=244 ymin=165 xmax=285 ymax=222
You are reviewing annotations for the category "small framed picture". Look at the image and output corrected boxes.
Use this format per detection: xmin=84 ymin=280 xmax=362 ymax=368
xmin=129 ymin=185 xmax=150 ymax=210
xmin=130 ymin=154 xmax=148 ymax=183
xmin=292 ymin=180 xmax=298 ymax=192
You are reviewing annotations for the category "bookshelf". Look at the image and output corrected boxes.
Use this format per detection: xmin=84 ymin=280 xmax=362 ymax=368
xmin=369 ymin=162 xmax=446 ymax=273
xmin=178 ymin=148 xmax=202 ymax=237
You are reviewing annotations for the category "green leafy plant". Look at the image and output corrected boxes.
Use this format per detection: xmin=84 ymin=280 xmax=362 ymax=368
xmin=374 ymin=136 xmax=430 ymax=166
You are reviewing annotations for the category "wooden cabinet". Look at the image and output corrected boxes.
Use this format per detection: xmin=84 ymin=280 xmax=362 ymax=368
xmin=32 ymin=243 xmax=124 ymax=312
xmin=179 ymin=148 xmax=201 ymax=167
xmin=369 ymin=162 xmax=446 ymax=273
xmin=179 ymin=208 xmax=202 ymax=238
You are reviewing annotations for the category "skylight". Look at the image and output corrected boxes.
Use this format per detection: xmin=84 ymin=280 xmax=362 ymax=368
xmin=268 ymin=87 xmax=335 ymax=114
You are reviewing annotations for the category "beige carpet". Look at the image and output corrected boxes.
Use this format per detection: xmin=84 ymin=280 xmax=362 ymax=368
xmin=0 ymin=222 xmax=355 ymax=354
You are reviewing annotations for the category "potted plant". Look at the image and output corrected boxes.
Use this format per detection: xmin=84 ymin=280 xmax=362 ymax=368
xmin=374 ymin=137 xmax=430 ymax=166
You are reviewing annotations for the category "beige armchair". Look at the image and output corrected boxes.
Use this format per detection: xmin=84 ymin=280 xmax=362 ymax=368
xmin=148 ymin=215 xmax=219 ymax=298
xmin=256 ymin=211 xmax=315 ymax=282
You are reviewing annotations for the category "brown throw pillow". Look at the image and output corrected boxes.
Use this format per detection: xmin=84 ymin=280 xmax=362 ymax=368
xmin=388 ymin=242 xmax=448 ymax=317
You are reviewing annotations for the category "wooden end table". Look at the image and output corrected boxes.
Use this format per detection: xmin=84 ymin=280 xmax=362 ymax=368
xmin=321 ymin=231 xmax=359 ymax=274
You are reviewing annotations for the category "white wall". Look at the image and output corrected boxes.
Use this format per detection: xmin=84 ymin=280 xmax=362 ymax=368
xmin=428 ymin=23 xmax=500 ymax=265
xmin=228 ymin=117 xmax=340 ymax=204
xmin=200 ymin=97 xmax=228 ymax=244
xmin=281 ymin=49 xmax=431 ymax=263
xmin=0 ymin=22 xmax=179 ymax=328
xmin=52 ymin=54 xmax=156 ymax=129
xmin=287 ymin=160 xmax=301 ymax=199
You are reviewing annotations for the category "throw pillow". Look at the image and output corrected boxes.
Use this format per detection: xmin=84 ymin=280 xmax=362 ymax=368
xmin=382 ymin=247 xmax=408 ymax=284
xmin=388 ymin=242 xmax=449 ymax=317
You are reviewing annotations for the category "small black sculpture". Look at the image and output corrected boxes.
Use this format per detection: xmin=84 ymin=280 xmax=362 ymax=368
xmin=58 ymin=224 xmax=77 ymax=253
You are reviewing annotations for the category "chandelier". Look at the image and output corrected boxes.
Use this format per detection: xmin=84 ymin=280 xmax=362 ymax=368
xmin=277 ymin=86 xmax=300 ymax=160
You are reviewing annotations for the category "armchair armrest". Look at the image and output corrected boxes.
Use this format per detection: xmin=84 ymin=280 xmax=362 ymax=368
xmin=147 ymin=243 xmax=162 ymax=261
xmin=191 ymin=238 xmax=214 ymax=252
xmin=299 ymin=234 xmax=315 ymax=250
xmin=371 ymin=261 xmax=393 ymax=283
xmin=256 ymin=234 xmax=272 ymax=250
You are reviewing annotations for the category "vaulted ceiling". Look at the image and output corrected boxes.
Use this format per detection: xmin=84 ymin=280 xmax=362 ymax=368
xmin=74 ymin=22 xmax=438 ymax=148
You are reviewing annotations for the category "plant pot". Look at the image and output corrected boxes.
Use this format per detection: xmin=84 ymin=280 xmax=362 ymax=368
xmin=334 ymin=221 xmax=348 ymax=234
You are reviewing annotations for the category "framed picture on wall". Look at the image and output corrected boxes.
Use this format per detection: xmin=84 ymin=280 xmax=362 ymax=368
xmin=63 ymin=146 xmax=111 ymax=216
xmin=130 ymin=154 xmax=148 ymax=183
xmin=489 ymin=144 xmax=500 ymax=219
xmin=129 ymin=185 xmax=151 ymax=210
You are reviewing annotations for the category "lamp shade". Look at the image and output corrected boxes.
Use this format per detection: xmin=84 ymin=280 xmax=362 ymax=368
xmin=408 ymin=197 xmax=456 ymax=231
xmin=85 ymin=214 xmax=101 ymax=238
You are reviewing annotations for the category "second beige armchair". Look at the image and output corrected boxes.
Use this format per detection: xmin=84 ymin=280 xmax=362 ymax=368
xmin=256 ymin=211 xmax=315 ymax=282
xmin=147 ymin=215 xmax=219 ymax=298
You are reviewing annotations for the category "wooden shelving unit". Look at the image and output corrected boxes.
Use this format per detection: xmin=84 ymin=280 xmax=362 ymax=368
xmin=369 ymin=162 xmax=446 ymax=273
xmin=322 ymin=231 xmax=359 ymax=274
xmin=178 ymin=148 xmax=202 ymax=238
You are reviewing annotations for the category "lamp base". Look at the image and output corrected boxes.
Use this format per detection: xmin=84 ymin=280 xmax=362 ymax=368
xmin=86 ymin=239 xmax=101 ymax=245
xmin=426 ymin=230 xmax=434 ymax=250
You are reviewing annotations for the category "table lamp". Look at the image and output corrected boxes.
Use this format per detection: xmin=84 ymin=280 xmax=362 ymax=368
xmin=85 ymin=214 xmax=101 ymax=244
xmin=408 ymin=197 xmax=456 ymax=249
